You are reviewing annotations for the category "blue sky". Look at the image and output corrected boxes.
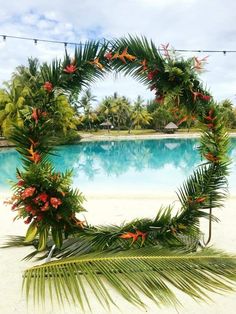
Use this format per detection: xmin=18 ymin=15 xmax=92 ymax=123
xmin=0 ymin=0 xmax=236 ymax=104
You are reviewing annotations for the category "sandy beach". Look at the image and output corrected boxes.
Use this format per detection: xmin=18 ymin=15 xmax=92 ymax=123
xmin=1 ymin=190 xmax=236 ymax=314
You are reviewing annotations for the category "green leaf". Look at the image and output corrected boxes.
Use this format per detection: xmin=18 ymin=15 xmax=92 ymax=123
xmin=24 ymin=221 xmax=38 ymax=243
xmin=51 ymin=228 xmax=63 ymax=248
xmin=23 ymin=247 xmax=236 ymax=311
xmin=38 ymin=227 xmax=49 ymax=251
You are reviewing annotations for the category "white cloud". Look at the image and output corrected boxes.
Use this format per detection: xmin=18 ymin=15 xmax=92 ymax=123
xmin=0 ymin=0 xmax=235 ymax=103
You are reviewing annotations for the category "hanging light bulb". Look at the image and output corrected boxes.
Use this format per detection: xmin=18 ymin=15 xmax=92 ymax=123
xmin=34 ymin=39 xmax=38 ymax=45
xmin=3 ymin=35 xmax=6 ymax=41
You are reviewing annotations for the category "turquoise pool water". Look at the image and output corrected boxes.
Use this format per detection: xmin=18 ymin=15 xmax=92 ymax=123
xmin=1 ymin=138 xmax=236 ymax=196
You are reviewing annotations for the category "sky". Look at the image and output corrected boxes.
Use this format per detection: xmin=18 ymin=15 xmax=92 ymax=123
xmin=0 ymin=0 xmax=236 ymax=105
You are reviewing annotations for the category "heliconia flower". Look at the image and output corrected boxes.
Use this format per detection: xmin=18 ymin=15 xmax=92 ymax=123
xmin=50 ymin=197 xmax=62 ymax=209
xmin=24 ymin=216 xmax=32 ymax=224
xmin=27 ymin=145 xmax=41 ymax=164
xmin=140 ymin=59 xmax=148 ymax=71
xmin=104 ymin=52 xmax=113 ymax=60
xmin=43 ymin=81 xmax=53 ymax=92
xmin=117 ymin=47 xmax=136 ymax=63
xmin=21 ymin=187 xmax=36 ymax=200
xmin=136 ymin=230 xmax=148 ymax=245
xmin=89 ymin=58 xmax=104 ymax=70
xmin=195 ymin=197 xmax=206 ymax=203
xmin=111 ymin=52 xmax=119 ymax=60
xmin=119 ymin=232 xmax=139 ymax=244
xmin=63 ymin=64 xmax=77 ymax=74
xmin=36 ymin=214 xmax=43 ymax=222
xmin=25 ymin=205 xmax=33 ymax=213
xmin=161 ymin=43 xmax=170 ymax=58
xmin=201 ymin=95 xmax=211 ymax=101
xmin=17 ymin=180 xmax=25 ymax=186
xmin=31 ymin=108 xmax=39 ymax=124
xmin=37 ymin=193 xmax=48 ymax=203
xmin=147 ymin=69 xmax=159 ymax=80
xmin=193 ymin=56 xmax=208 ymax=71
xmin=41 ymin=201 xmax=49 ymax=212
xmin=204 ymin=152 xmax=219 ymax=163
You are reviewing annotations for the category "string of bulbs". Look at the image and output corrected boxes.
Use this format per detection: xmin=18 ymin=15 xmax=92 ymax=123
xmin=1 ymin=34 xmax=235 ymax=55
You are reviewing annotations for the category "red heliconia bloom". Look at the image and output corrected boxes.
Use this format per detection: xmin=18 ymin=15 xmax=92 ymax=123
xmin=24 ymin=216 xmax=32 ymax=224
xmin=25 ymin=205 xmax=33 ymax=213
xmin=104 ymin=52 xmax=113 ymax=60
xmin=17 ymin=180 xmax=25 ymax=187
xmin=201 ymin=95 xmax=211 ymax=101
xmin=147 ymin=69 xmax=159 ymax=80
xmin=204 ymin=152 xmax=219 ymax=163
xmin=31 ymin=108 xmax=39 ymax=124
xmin=36 ymin=214 xmax=43 ymax=222
xmin=195 ymin=197 xmax=206 ymax=203
xmin=64 ymin=64 xmax=77 ymax=74
xmin=21 ymin=187 xmax=36 ymax=200
xmin=43 ymin=81 xmax=53 ymax=93
xmin=50 ymin=197 xmax=62 ymax=209
xmin=136 ymin=230 xmax=148 ymax=244
xmin=119 ymin=232 xmax=139 ymax=244
xmin=30 ymin=152 xmax=41 ymax=164
xmin=41 ymin=201 xmax=49 ymax=212
xmin=38 ymin=192 xmax=48 ymax=203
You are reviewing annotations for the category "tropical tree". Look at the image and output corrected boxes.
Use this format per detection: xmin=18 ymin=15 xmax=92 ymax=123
xmin=218 ymin=99 xmax=236 ymax=129
xmin=152 ymin=105 xmax=173 ymax=130
xmin=0 ymin=79 xmax=30 ymax=137
xmin=130 ymin=95 xmax=152 ymax=131
xmin=79 ymin=89 xmax=98 ymax=130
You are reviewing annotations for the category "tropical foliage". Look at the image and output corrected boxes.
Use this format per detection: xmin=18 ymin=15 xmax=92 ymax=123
xmin=3 ymin=36 xmax=236 ymax=311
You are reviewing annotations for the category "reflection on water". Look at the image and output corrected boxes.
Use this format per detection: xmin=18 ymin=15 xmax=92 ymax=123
xmin=1 ymin=138 xmax=236 ymax=195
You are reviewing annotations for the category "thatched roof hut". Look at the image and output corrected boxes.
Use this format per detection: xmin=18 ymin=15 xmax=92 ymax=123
xmin=164 ymin=122 xmax=178 ymax=133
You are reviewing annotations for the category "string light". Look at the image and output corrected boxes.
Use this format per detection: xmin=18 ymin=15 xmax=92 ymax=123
xmin=1 ymin=34 xmax=235 ymax=55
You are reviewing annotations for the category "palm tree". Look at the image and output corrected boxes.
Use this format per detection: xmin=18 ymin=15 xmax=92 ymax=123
xmin=79 ymin=89 xmax=98 ymax=130
xmin=0 ymin=79 xmax=30 ymax=137
xmin=130 ymin=95 xmax=152 ymax=132
xmin=98 ymin=96 xmax=117 ymax=132
xmin=113 ymin=96 xmax=131 ymax=131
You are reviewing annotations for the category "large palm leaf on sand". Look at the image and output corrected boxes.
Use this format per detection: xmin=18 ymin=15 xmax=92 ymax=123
xmin=23 ymin=247 xmax=236 ymax=311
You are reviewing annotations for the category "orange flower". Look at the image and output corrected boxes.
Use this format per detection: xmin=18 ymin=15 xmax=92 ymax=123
xmin=21 ymin=187 xmax=36 ymax=200
xmin=50 ymin=197 xmax=62 ymax=209
xmin=119 ymin=230 xmax=148 ymax=245
xmin=195 ymin=197 xmax=206 ymax=203
xmin=64 ymin=64 xmax=77 ymax=74
xmin=118 ymin=47 xmax=136 ymax=63
xmin=193 ymin=56 xmax=208 ymax=71
xmin=140 ymin=59 xmax=148 ymax=71
xmin=27 ymin=145 xmax=41 ymax=164
xmin=119 ymin=232 xmax=138 ymax=244
xmin=89 ymin=57 xmax=104 ymax=70
xmin=204 ymin=152 xmax=219 ymax=163
xmin=43 ymin=81 xmax=53 ymax=92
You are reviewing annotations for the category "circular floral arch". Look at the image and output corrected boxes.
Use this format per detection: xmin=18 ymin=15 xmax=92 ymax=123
xmin=8 ymin=36 xmax=233 ymax=310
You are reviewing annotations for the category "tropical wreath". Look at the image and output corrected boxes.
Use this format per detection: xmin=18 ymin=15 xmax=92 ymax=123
xmin=5 ymin=36 xmax=236 ymax=311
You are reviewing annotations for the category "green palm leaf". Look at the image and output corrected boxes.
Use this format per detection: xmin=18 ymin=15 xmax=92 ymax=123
xmin=23 ymin=247 xmax=236 ymax=311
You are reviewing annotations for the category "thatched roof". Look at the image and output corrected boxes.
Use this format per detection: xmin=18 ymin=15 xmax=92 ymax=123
xmin=164 ymin=122 xmax=178 ymax=129
xmin=100 ymin=121 xmax=112 ymax=126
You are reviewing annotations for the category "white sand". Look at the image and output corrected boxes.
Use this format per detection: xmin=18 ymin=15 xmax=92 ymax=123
xmin=0 ymin=192 xmax=236 ymax=314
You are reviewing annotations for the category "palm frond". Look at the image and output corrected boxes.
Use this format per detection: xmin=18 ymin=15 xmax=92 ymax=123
xmin=23 ymin=247 xmax=236 ymax=311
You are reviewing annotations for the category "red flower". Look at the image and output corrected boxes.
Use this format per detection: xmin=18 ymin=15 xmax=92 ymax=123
xmin=36 ymin=214 xmax=43 ymax=222
xmin=24 ymin=216 xmax=32 ymax=224
xmin=21 ymin=187 xmax=36 ymax=200
xmin=50 ymin=197 xmax=62 ymax=209
xmin=64 ymin=64 xmax=77 ymax=74
xmin=17 ymin=180 xmax=25 ymax=187
xmin=104 ymin=52 xmax=113 ymax=60
xmin=41 ymin=201 xmax=49 ymax=212
xmin=195 ymin=197 xmax=206 ymax=203
xmin=38 ymin=193 xmax=48 ymax=203
xmin=147 ymin=69 xmax=159 ymax=80
xmin=119 ymin=232 xmax=138 ymax=244
xmin=201 ymin=95 xmax=211 ymax=101
xmin=31 ymin=108 xmax=39 ymax=124
xmin=43 ymin=81 xmax=53 ymax=93
xmin=25 ymin=205 xmax=33 ymax=213
xmin=27 ymin=145 xmax=41 ymax=164
xmin=204 ymin=152 xmax=219 ymax=163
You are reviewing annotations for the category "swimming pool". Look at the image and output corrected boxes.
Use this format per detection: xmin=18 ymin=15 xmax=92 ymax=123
xmin=1 ymin=138 xmax=236 ymax=196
